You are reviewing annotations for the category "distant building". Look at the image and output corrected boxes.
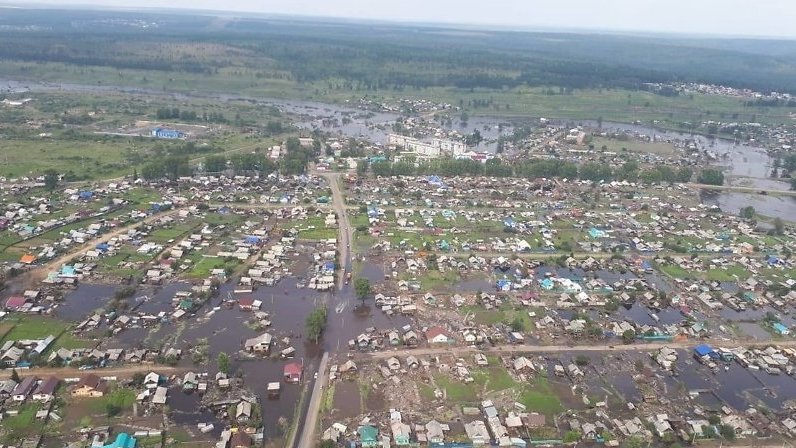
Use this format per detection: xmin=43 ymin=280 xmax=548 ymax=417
xmin=387 ymin=134 xmax=466 ymax=158
xmin=151 ymin=128 xmax=186 ymax=139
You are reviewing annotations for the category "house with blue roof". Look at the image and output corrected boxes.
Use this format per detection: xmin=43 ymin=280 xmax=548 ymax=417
xmin=496 ymin=278 xmax=512 ymax=291
xmin=588 ymin=227 xmax=607 ymax=238
xmin=694 ymin=344 xmax=718 ymax=360
xmin=539 ymin=278 xmax=554 ymax=290
xmin=773 ymin=323 xmax=790 ymax=336
xmin=102 ymin=432 xmax=137 ymax=448
xmin=244 ymin=235 xmax=262 ymax=245
xmin=78 ymin=191 xmax=94 ymax=200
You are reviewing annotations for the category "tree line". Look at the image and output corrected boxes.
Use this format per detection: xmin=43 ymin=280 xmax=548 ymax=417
xmin=155 ymin=107 xmax=227 ymax=124
xmin=138 ymin=137 xmax=320 ymax=180
xmin=367 ymin=158 xmax=706 ymax=184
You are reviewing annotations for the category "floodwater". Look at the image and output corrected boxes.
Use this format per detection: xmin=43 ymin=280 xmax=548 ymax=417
xmin=736 ymin=322 xmax=772 ymax=340
xmin=700 ymin=190 xmax=796 ymax=222
xmin=619 ymin=303 xmax=683 ymax=326
xmin=56 ymin=282 xmax=194 ymax=321
xmin=574 ymin=119 xmax=795 ymax=221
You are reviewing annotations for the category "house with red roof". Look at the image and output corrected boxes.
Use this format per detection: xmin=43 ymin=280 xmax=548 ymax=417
xmin=238 ymin=297 xmax=255 ymax=311
xmin=283 ymin=362 xmax=303 ymax=383
xmin=5 ymin=296 xmax=29 ymax=311
xmin=425 ymin=326 xmax=452 ymax=344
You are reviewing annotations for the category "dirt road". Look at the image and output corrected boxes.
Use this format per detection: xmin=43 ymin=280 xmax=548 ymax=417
xmin=42 ymin=209 xmax=179 ymax=273
xmin=0 ymin=364 xmax=183 ymax=380
xmin=356 ymin=338 xmax=796 ymax=360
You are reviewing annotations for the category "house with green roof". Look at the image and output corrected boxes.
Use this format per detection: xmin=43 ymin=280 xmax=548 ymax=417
xmin=358 ymin=425 xmax=379 ymax=447
xmin=102 ymin=432 xmax=137 ymax=448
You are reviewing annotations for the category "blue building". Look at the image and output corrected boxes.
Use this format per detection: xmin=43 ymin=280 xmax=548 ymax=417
xmin=151 ymin=128 xmax=185 ymax=139
xmin=694 ymin=344 xmax=718 ymax=360
xmin=102 ymin=433 xmax=137 ymax=448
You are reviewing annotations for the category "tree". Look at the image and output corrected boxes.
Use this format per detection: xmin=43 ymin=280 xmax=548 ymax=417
xmin=739 ymin=206 xmax=756 ymax=220
xmin=563 ymin=431 xmax=581 ymax=443
xmin=622 ymin=329 xmax=636 ymax=344
xmin=217 ymin=352 xmax=230 ymax=375
xmin=773 ymin=217 xmax=784 ymax=235
xmin=132 ymin=372 xmax=145 ymax=386
xmin=575 ymin=355 xmax=590 ymax=366
xmin=697 ymin=169 xmax=724 ymax=186
xmin=204 ymin=155 xmax=227 ymax=173
xmin=510 ymin=317 xmax=524 ymax=332
xmin=622 ymin=435 xmax=645 ymax=448
xmin=720 ymin=424 xmax=736 ymax=440
xmin=43 ymin=169 xmax=59 ymax=191
xmin=791 ymin=178 xmax=796 ymax=191
xmin=319 ymin=441 xmax=336 ymax=448
xmin=354 ymin=278 xmax=371 ymax=301
xmin=305 ymin=306 xmax=329 ymax=342
xmin=106 ymin=403 xmax=122 ymax=418
xmin=10 ymin=369 xmax=20 ymax=382
xmin=701 ymin=425 xmax=717 ymax=438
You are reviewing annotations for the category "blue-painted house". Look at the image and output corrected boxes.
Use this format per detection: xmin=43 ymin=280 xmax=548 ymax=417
xmin=102 ymin=433 xmax=137 ymax=448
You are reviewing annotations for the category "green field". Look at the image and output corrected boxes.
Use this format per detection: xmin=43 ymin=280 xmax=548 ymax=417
xmin=519 ymin=376 xmax=564 ymax=417
xmin=0 ymin=315 xmax=70 ymax=341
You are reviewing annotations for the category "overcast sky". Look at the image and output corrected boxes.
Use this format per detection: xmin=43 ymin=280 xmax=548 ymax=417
xmin=9 ymin=0 xmax=796 ymax=38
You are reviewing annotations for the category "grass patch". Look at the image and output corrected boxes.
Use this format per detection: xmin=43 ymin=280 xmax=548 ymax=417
xmin=705 ymin=265 xmax=750 ymax=282
xmin=519 ymin=376 xmax=564 ymax=418
xmin=472 ymin=367 xmax=516 ymax=393
xmin=89 ymin=388 xmax=136 ymax=415
xmin=415 ymin=269 xmax=460 ymax=290
xmin=419 ymin=383 xmax=436 ymax=401
xmin=3 ymin=402 xmax=44 ymax=441
xmin=322 ymin=383 xmax=336 ymax=413
xmin=0 ymin=315 xmax=69 ymax=342
xmin=186 ymin=256 xmax=229 ymax=278
xmin=434 ymin=374 xmax=478 ymax=403
xmin=297 ymin=227 xmax=338 ymax=240
xmin=657 ymin=263 xmax=692 ymax=279
xmin=148 ymin=224 xmax=198 ymax=243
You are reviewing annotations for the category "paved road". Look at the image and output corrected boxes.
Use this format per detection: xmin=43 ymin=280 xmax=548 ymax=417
xmin=0 ymin=364 xmax=183 ymax=380
xmin=321 ymin=172 xmax=353 ymax=290
xmin=356 ymin=338 xmax=796 ymax=361
xmin=296 ymin=352 xmax=330 ymax=448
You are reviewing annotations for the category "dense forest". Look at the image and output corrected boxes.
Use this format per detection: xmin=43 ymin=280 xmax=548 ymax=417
xmin=1 ymin=9 xmax=796 ymax=93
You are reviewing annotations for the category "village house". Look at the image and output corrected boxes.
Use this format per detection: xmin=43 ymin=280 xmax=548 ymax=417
xmin=244 ymin=333 xmax=273 ymax=353
xmin=283 ymin=362 xmax=303 ymax=383
xmin=32 ymin=376 xmax=59 ymax=402
xmin=425 ymin=326 xmax=452 ymax=344
xmin=72 ymin=374 xmax=108 ymax=397
xmin=12 ymin=376 xmax=38 ymax=401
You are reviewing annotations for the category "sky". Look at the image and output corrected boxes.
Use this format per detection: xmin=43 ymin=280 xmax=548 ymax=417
xmin=9 ymin=0 xmax=796 ymax=38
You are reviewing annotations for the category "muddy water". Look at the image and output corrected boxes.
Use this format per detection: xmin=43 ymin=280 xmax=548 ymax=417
xmin=173 ymin=276 xmax=410 ymax=439
xmin=56 ymin=282 xmax=194 ymax=321
xmin=700 ymin=190 xmax=796 ymax=222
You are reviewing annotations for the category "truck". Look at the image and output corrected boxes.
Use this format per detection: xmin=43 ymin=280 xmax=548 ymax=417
xmin=345 ymin=271 xmax=352 ymax=284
